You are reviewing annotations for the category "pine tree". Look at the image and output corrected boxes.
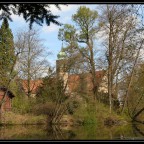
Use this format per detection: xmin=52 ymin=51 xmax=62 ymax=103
xmin=0 ymin=18 xmax=15 ymax=85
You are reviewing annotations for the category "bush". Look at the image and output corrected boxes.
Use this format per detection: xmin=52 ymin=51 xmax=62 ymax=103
xmin=67 ymin=100 xmax=79 ymax=115
xmin=73 ymin=101 xmax=97 ymax=125
xmin=12 ymin=97 xmax=36 ymax=114
xmin=32 ymin=102 xmax=56 ymax=117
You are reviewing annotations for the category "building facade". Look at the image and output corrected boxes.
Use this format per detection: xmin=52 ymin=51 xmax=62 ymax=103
xmin=56 ymin=48 xmax=108 ymax=95
xmin=0 ymin=87 xmax=15 ymax=112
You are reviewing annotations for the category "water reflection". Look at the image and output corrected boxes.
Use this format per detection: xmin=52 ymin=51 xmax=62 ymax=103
xmin=0 ymin=123 xmax=143 ymax=140
xmin=45 ymin=124 xmax=76 ymax=140
xmin=132 ymin=123 xmax=144 ymax=138
xmin=114 ymin=123 xmax=144 ymax=140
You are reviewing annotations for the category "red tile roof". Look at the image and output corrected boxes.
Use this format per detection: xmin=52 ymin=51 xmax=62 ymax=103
xmin=21 ymin=70 xmax=105 ymax=94
xmin=67 ymin=70 xmax=105 ymax=92
xmin=22 ymin=79 xmax=43 ymax=94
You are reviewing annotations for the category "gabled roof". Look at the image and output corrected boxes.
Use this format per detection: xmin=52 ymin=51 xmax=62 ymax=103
xmin=67 ymin=70 xmax=106 ymax=92
xmin=21 ymin=70 xmax=106 ymax=94
xmin=68 ymin=70 xmax=105 ymax=84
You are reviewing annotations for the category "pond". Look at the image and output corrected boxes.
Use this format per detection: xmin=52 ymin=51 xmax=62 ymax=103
xmin=0 ymin=123 xmax=143 ymax=140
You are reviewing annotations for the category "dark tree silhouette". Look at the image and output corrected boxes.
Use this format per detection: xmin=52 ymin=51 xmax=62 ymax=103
xmin=0 ymin=4 xmax=64 ymax=29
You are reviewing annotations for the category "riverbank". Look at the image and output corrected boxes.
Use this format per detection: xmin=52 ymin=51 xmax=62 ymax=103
xmin=0 ymin=112 xmax=47 ymax=125
xmin=0 ymin=121 xmax=143 ymax=140
xmin=0 ymin=101 xmax=129 ymax=127
xmin=71 ymin=101 xmax=129 ymax=127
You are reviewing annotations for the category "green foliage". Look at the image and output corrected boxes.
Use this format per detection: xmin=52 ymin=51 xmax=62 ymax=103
xmin=0 ymin=18 xmax=16 ymax=86
xmin=73 ymin=6 xmax=98 ymax=21
xmin=12 ymin=97 xmax=35 ymax=114
xmin=73 ymin=98 xmax=127 ymax=126
xmin=12 ymin=81 xmax=36 ymax=114
xmin=36 ymin=76 xmax=68 ymax=104
xmin=82 ymin=104 xmax=97 ymax=124
xmin=72 ymin=6 xmax=98 ymax=42
xmin=35 ymin=75 xmax=82 ymax=124
xmin=73 ymin=101 xmax=97 ymax=125
xmin=57 ymin=5 xmax=99 ymax=75
xmin=58 ymin=24 xmax=77 ymax=44
xmin=67 ymin=100 xmax=79 ymax=115
xmin=126 ymin=64 xmax=144 ymax=120
xmin=58 ymin=24 xmax=89 ymax=74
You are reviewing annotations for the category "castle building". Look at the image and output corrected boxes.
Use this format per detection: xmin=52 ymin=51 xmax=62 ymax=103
xmin=56 ymin=48 xmax=69 ymax=92
xmin=56 ymin=47 xmax=108 ymax=95
xmin=21 ymin=47 xmax=108 ymax=97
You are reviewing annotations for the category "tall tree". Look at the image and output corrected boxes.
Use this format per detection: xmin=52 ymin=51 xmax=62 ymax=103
xmin=0 ymin=18 xmax=21 ymax=116
xmin=15 ymin=28 xmax=50 ymax=98
xmin=58 ymin=6 xmax=100 ymax=100
xmin=58 ymin=24 xmax=87 ymax=75
xmin=98 ymin=5 xmax=140 ymax=113
xmin=73 ymin=6 xmax=100 ymax=100
xmin=0 ymin=17 xmax=16 ymax=86
xmin=126 ymin=63 xmax=144 ymax=122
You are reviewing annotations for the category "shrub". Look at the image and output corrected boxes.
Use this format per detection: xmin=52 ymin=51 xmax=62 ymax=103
xmin=32 ymin=102 xmax=56 ymax=117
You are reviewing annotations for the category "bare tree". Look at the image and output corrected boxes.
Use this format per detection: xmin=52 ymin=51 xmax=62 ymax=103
xmin=15 ymin=27 xmax=50 ymax=98
xmin=98 ymin=5 xmax=141 ymax=113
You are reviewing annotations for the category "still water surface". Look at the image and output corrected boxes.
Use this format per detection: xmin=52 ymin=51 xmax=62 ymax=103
xmin=0 ymin=123 xmax=144 ymax=140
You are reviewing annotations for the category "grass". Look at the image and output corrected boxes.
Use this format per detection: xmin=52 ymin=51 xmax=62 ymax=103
xmin=73 ymin=99 xmax=129 ymax=126
xmin=0 ymin=97 xmax=130 ymax=126
xmin=0 ymin=111 xmax=47 ymax=125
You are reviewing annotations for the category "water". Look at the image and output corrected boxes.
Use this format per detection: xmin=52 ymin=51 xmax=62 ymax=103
xmin=0 ymin=123 xmax=143 ymax=140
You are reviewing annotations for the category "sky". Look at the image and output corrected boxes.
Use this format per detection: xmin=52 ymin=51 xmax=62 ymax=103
xmin=0 ymin=4 xmax=98 ymax=67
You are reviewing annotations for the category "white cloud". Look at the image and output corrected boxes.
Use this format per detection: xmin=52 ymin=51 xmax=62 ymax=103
xmin=42 ymin=5 xmax=80 ymax=33
xmin=42 ymin=23 xmax=60 ymax=33
xmin=11 ymin=14 xmax=24 ymax=23
xmin=49 ymin=5 xmax=79 ymax=15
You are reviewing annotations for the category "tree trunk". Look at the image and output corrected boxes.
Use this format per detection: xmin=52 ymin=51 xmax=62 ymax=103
xmin=108 ymin=8 xmax=113 ymax=114
xmin=88 ymin=40 xmax=98 ymax=101
xmin=132 ymin=107 xmax=144 ymax=121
